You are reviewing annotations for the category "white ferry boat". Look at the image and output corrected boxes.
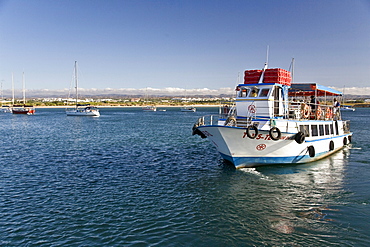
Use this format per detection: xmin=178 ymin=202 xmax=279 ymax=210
xmin=192 ymin=66 xmax=352 ymax=168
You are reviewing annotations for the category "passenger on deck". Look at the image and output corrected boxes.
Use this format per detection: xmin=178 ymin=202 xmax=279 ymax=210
xmin=310 ymin=95 xmax=319 ymax=110
xmin=250 ymin=89 xmax=258 ymax=97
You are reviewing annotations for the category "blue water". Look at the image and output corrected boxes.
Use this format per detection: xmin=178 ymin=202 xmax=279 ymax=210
xmin=0 ymin=107 xmax=369 ymax=246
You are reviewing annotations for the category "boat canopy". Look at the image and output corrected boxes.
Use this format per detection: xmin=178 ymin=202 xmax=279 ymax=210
xmin=289 ymin=83 xmax=342 ymax=97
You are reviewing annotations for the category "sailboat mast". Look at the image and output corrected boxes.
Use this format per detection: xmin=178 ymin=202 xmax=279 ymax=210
xmin=75 ymin=61 xmax=78 ymax=109
xmin=22 ymin=72 xmax=25 ymax=105
xmin=12 ymin=73 xmax=14 ymax=105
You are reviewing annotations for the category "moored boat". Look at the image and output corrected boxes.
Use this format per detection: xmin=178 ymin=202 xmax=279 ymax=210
xmin=12 ymin=105 xmax=35 ymax=115
xmin=65 ymin=61 xmax=100 ymax=117
xmin=340 ymin=106 xmax=355 ymax=111
xmin=192 ymin=64 xmax=352 ymax=168
xmin=142 ymin=105 xmax=157 ymax=112
xmin=11 ymin=72 xmax=35 ymax=115
xmin=181 ymin=106 xmax=196 ymax=112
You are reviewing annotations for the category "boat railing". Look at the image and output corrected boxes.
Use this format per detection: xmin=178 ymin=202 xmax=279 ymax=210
xmin=286 ymin=100 xmax=341 ymax=121
xmin=219 ymin=101 xmax=236 ymax=118
xmin=195 ymin=101 xmax=343 ymax=128
xmin=195 ymin=115 xmax=221 ymax=127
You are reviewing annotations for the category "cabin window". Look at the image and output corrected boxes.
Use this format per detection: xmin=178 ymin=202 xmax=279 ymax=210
xmin=259 ymin=88 xmax=270 ymax=97
xmin=319 ymin=125 xmax=324 ymax=136
xmin=311 ymin=125 xmax=318 ymax=137
xmin=300 ymin=125 xmax=310 ymax=137
xmin=330 ymin=124 xmax=334 ymax=135
xmin=249 ymin=88 xmax=259 ymax=97
xmin=325 ymin=124 xmax=330 ymax=135
xmin=240 ymin=89 xmax=249 ymax=97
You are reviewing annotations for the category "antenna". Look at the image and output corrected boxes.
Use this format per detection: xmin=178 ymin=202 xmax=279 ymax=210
xmin=258 ymin=46 xmax=269 ymax=83
xmin=289 ymin=58 xmax=295 ymax=83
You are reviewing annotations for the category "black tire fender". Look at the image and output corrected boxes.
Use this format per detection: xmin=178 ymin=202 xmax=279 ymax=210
xmin=308 ymin=146 xmax=315 ymax=157
xmin=246 ymin=125 xmax=258 ymax=139
xmin=329 ymin=140 xmax=334 ymax=151
xmin=294 ymin=132 xmax=305 ymax=144
xmin=269 ymin=127 xmax=281 ymax=141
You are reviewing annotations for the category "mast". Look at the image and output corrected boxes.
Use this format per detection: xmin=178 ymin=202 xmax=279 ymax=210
xmin=74 ymin=61 xmax=78 ymax=109
xmin=258 ymin=45 xmax=269 ymax=84
xmin=22 ymin=72 xmax=25 ymax=105
xmin=12 ymin=73 xmax=14 ymax=106
xmin=289 ymin=57 xmax=295 ymax=83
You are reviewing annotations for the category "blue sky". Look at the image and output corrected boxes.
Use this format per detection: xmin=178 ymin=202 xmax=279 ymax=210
xmin=0 ymin=0 xmax=369 ymax=93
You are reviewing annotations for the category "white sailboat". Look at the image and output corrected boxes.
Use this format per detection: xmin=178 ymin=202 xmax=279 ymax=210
xmin=66 ymin=61 xmax=100 ymax=117
xmin=181 ymin=106 xmax=196 ymax=112
xmin=142 ymin=88 xmax=156 ymax=111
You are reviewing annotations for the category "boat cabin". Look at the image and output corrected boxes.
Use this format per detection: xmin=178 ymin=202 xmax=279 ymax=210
xmin=234 ymin=68 xmax=342 ymax=121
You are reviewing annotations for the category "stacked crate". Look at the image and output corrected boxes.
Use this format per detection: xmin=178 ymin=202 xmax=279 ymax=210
xmin=244 ymin=68 xmax=291 ymax=86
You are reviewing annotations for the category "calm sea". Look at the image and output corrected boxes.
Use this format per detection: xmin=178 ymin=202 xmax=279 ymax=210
xmin=0 ymin=107 xmax=369 ymax=246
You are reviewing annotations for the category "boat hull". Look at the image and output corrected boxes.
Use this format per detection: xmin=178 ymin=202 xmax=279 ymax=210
xmin=12 ymin=108 xmax=35 ymax=115
xmin=197 ymin=125 xmax=352 ymax=168
xmin=66 ymin=109 xmax=100 ymax=117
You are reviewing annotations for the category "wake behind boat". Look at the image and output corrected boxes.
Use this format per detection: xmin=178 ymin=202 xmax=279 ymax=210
xmin=65 ymin=61 xmax=100 ymax=117
xmin=192 ymin=63 xmax=352 ymax=168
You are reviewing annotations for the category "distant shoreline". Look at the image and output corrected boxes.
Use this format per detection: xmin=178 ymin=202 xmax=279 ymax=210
xmin=34 ymin=104 xmax=220 ymax=108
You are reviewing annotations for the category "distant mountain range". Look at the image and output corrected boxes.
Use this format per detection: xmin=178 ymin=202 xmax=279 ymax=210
xmin=2 ymin=86 xmax=369 ymax=98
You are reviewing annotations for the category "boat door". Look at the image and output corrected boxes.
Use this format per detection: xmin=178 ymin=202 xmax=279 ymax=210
xmin=273 ymin=86 xmax=283 ymax=117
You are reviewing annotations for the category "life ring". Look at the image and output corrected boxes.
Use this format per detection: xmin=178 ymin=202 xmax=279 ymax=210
xmin=224 ymin=117 xmax=236 ymax=126
xmin=316 ymin=105 xmax=322 ymax=119
xmin=308 ymin=146 xmax=315 ymax=157
xmin=325 ymin=107 xmax=333 ymax=119
xmin=246 ymin=125 xmax=258 ymax=139
xmin=294 ymin=132 xmax=305 ymax=144
xmin=329 ymin=140 xmax=334 ymax=151
xmin=269 ymin=127 xmax=281 ymax=141
xmin=301 ymin=104 xmax=310 ymax=119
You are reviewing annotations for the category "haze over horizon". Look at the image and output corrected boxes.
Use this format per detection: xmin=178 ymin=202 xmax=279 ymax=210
xmin=1 ymin=0 xmax=369 ymax=93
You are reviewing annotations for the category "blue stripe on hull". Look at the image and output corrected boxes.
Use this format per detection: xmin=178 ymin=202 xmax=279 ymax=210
xmin=219 ymin=149 xmax=342 ymax=168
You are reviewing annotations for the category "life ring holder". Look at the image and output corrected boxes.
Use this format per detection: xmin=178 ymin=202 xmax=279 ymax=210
xmin=269 ymin=127 xmax=281 ymax=141
xmin=224 ymin=117 xmax=236 ymax=126
xmin=325 ymin=107 xmax=333 ymax=119
xmin=316 ymin=105 xmax=322 ymax=119
xmin=301 ymin=103 xmax=310 ymax=119
xmin=245 ymin=125 xmax=258 ymax=139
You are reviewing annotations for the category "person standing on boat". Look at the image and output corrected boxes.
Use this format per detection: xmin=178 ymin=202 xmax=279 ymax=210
xmin=310 ymin=95 xmax=319 ymax=109
xmin=333 ymin=98 xmax=340 ymax=117
xmin=333 ymin=98 xmax=340 ymax=109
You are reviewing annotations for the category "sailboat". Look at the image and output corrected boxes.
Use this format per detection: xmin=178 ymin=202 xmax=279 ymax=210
xmin=142 ymin=88 xmax=156 ymax=111
xmin=11 ymin=72 xmax=35 ymax=115
xmin=66 ymin=61 xmax=100 ymax=117
xmin=181 ymin=106 xmax=196 ymax=112
xmin=180 ymin=89 xmax=196 ymax=112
